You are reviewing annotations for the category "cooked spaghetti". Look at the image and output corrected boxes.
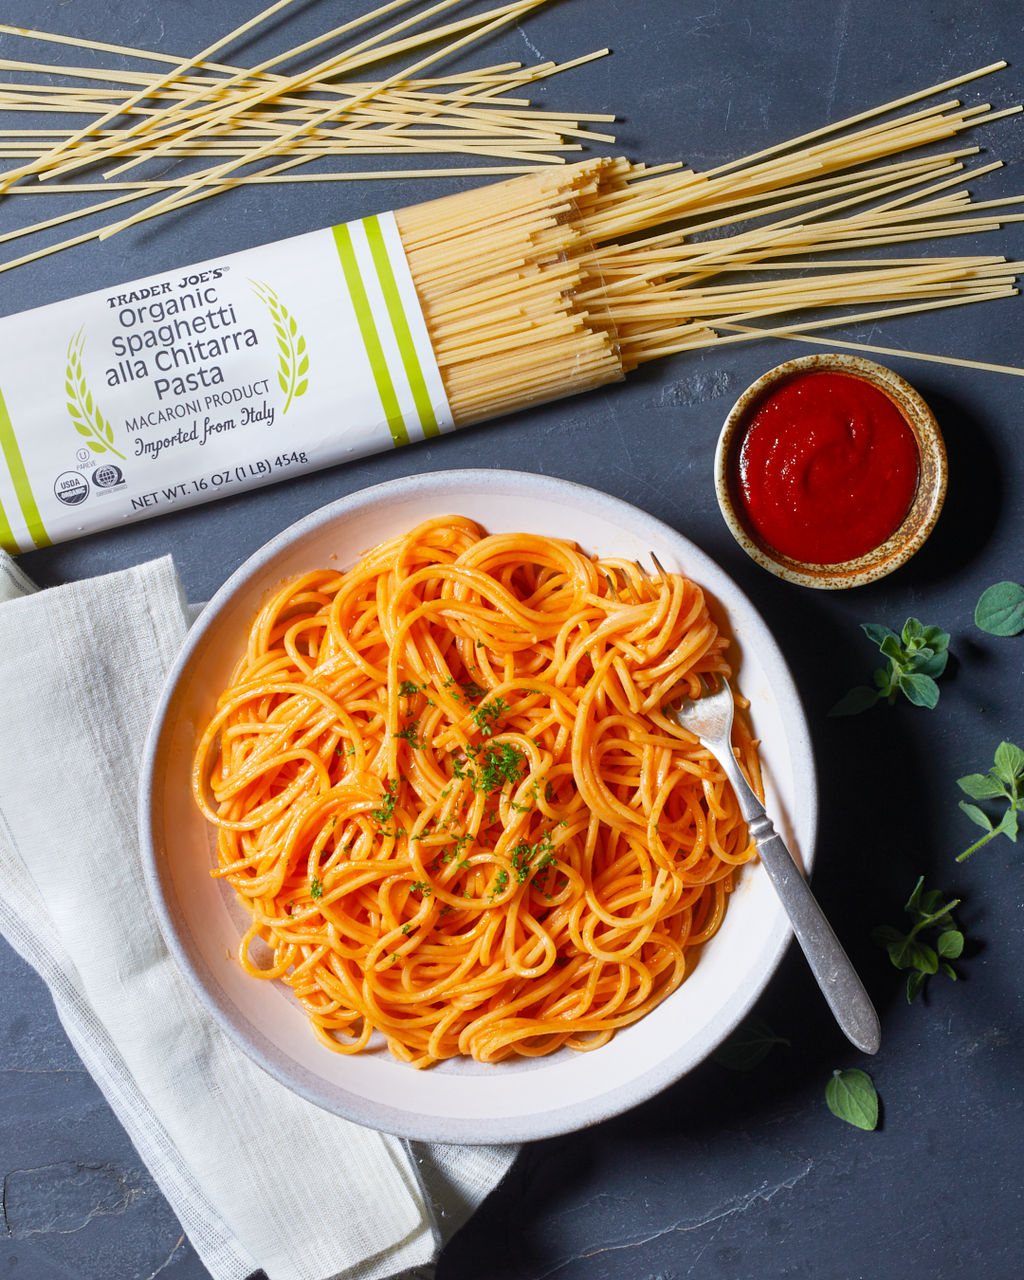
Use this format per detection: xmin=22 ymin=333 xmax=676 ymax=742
xmin=192 ymin=516 xmax=762 ymax=1067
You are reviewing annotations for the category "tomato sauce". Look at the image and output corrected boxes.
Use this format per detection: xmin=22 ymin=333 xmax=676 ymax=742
xmin=733 ymin=371 xmax=920 ymax=564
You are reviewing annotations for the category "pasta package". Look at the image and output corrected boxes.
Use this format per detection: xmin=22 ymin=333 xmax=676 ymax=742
xmin=0 ymin=64 xmax=1020 ymax=554
xmin=0 ymin=210 xmax=456 ymax=554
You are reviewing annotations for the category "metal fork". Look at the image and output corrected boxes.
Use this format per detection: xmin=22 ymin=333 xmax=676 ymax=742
xmin=666 ymin=675 xmax=881 ymax=1055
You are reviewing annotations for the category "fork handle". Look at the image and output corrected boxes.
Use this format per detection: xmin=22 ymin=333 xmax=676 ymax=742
xmin=722 ymin=758 xmax=881 ymax=1056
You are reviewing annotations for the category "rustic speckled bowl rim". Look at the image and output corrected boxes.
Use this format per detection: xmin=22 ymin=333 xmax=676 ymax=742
xmin=714 ymin=354 xmax=948 ymax=589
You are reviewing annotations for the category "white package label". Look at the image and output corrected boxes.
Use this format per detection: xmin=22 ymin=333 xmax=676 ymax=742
xmin=0 ymin=211 xmax=453 ymax=553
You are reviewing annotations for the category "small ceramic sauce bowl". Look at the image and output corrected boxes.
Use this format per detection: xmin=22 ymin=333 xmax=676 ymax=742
xmin=714 ymin=353 xmax=947 ymax=589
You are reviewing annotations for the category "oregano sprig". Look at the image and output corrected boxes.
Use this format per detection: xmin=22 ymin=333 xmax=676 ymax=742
xmin=956 ymin=741 xmax=1024 ymax=861
xmin=872 ymin=877 xmax=964 ymax=1002
xmin=830 ymin=618 xmax=950 ymax=715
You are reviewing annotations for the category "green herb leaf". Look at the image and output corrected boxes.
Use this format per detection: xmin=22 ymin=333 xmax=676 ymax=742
xmin=958 ymin=800 xmax=994 ymax=833
xmin=870 ymin=924 xmax=905 ymax=948
xmin=918 ymin=624 xmax=949 ymax=650
xmin=861 ymin=623 xmax=899 ymax=647
xmin=712 ymin=1017 xmax=789 ymax=1071
xmin=975 ymin=581 xmax=1024 ymax=637
xmin=897 ymin=672 xmax=940 ymax=708
xmin=956 ymin=741 xmax=1024 ymax=860
xmin=879 ymin=633 xmax=905 ymax=663
xmin=874 ymin=876 xmax=965 ymax=1000
xmin=829 ymin=686 xmax=880 ymax=717
xmin=911 ymin=649 xmax=948 ymax=679
xmin=826 ymin=1068 xmax=879 ymax=1130
xmin=957 ymin=772 xmax=1007 ymax=800
xmin=907 ymin=941 xmax=939 ymax=975
xmin=831 ymin=618 xmax=949 ymax=714
xmin=994 ymin=741 xmax=1024 ymax=782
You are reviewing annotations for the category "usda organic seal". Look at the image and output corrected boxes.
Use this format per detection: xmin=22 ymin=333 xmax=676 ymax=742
xmin=54 ymin=472 xmax=89 ymax=505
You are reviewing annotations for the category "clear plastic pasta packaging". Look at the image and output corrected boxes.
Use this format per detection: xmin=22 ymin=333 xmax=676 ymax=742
xmin=192 ymin=515 xmax=763 ymax=1067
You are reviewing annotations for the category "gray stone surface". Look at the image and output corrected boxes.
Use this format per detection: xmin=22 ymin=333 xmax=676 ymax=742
xmin=1 ymin=1 xmax=1023 ymax=1277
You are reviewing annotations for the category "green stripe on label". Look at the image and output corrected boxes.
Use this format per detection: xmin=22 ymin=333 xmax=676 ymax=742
xmin=0 ymin=490 xmax=19 ymax=554
xmin=331 ymin=221 xmax=410 ymax=448
xmin=363 ymin=215 xmax=440 ymax=440
xmin=0 ymin=381 xmax=49 ymax=550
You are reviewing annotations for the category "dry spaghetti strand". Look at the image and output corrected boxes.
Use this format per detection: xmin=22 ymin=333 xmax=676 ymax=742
xmin=192 ymin=517 xmax=761 ymax=1067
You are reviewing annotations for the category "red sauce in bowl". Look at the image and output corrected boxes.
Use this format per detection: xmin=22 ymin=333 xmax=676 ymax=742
xmin=733 ymin=371 xmax=920 ymax=564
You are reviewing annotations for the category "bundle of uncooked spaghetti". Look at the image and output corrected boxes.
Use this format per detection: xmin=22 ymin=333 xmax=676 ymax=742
xmin=393 ymin=63 xmax=1024 ymax=422
xmin=0 ymin=0 xmax=615 ymax=274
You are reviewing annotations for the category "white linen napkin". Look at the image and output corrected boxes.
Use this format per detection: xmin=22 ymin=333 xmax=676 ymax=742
xmin=0 ymin=550 xmax=516 ymax=1280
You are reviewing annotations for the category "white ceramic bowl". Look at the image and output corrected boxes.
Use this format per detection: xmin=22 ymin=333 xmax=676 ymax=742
xmin=139 ymin=469 xmax=817 ymax=1144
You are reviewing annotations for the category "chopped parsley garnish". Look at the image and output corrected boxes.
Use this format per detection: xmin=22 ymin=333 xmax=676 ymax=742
xmin=393 ymin=718 xmax=426 ymax=748
xmin=398 ymin=680 xmax=424 ymax=697
xmin=439 ymin=833 xmax=473 ymax=865
xmin=309 ymin=876 xmax=323 ymax=900
xmin=490 ymin=869 xmax=509 ymax=899
xmin=452 ymin=752 xmax=475 ymax=782
xmin=511 ymin=831 xmax=556 ymax=884
xmin=478 ymin=742 xmax=526 ymax=789
xmin=451 ymin=742 xmax=526 ymax=793
xmin=472 ymin=697 xmax=507 ymax=738
xmin=369 ymin=778 xmax=401 ymax=825
xmin=442 ymin=675 xmax=488 ymax=704
xmin=411 ymin=880 xmax=433 ymax=897
xmin=510 ymin=844 xmax=531 ymax=883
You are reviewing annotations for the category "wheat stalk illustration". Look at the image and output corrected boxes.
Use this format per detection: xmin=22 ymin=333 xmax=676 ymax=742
xmin=251 ymin=280 xmax=309 ymax=416
xmin=65 ymin=328 xmax=125 ymax=460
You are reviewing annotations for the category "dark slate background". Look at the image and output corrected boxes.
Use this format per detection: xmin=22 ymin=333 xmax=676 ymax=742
xmin=1 ymin=1 xmax=1022 ymax=1277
